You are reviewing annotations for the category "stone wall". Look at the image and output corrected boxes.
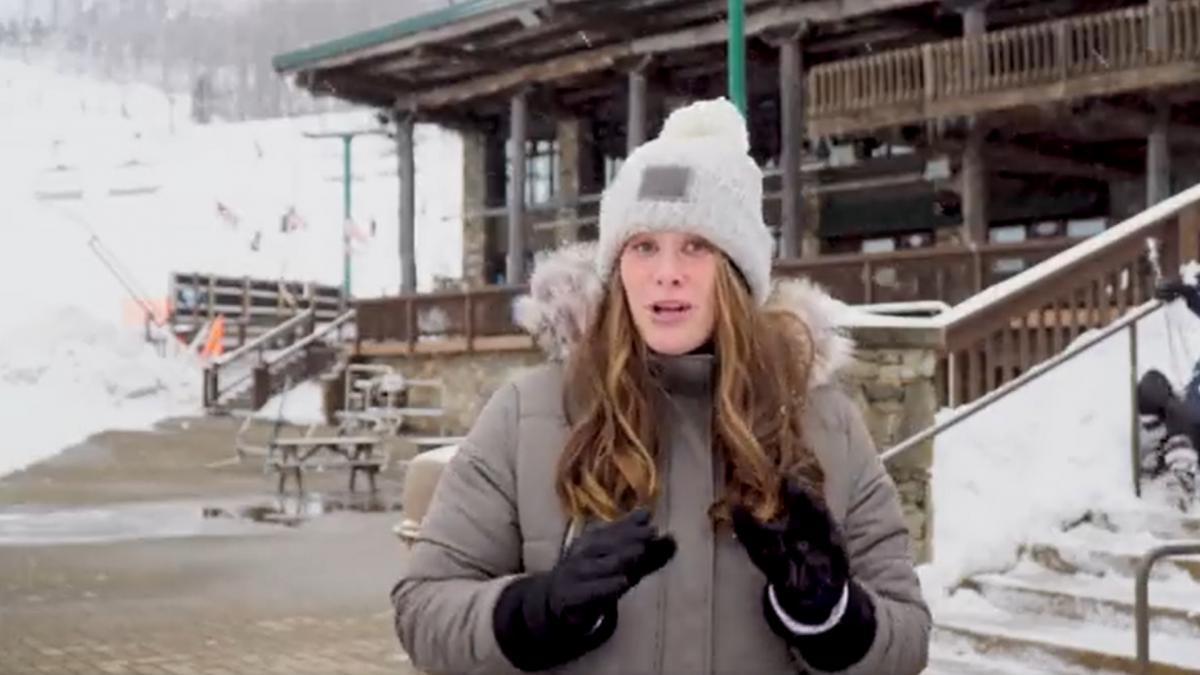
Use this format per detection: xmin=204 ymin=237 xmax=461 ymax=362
xmin=840 ymin=324 xmax=941 ymax=565
xmin=374 ymin=323 xmax=941 ymax=564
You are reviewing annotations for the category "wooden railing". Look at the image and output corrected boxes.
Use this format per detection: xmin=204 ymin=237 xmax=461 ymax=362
xmin=170 ymin=272 xmax=344 ymax=349
xmin=941 ymin=185 xmax=1200 ymax=406
xmin=356 ymin=285 xmax=528 ymax=351
xmin=351 ymin=239 xmax=1079 ymax=353
xmin=203 ymin=308 xmax=317 ymax=409
xmin=808 ymin=1 xmax=1200 ymax=133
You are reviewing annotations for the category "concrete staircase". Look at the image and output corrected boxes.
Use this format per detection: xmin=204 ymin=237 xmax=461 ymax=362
xmin=925 ymin=507 xmax=1200 ymax=674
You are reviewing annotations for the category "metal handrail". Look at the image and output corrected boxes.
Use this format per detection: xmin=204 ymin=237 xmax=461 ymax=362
xmin=880 ymin=299 xmax=1166 ymax=465
xmin=1136 ymin=542 xmax=1200 ymax=674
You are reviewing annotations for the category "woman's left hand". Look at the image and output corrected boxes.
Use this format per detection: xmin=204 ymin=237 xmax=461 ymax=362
xmin=731 ymin=481 xmax=850 ymax=626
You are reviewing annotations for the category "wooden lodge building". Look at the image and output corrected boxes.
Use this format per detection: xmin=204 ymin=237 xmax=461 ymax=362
xmin=273 ymin=0 xmax=1200 ymax=312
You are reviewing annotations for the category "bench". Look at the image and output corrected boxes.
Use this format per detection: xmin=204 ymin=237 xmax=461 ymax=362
xmin=267 ymin=435 xmax=387 ymax=494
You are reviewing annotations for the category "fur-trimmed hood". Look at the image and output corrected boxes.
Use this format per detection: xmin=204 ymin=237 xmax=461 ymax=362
xmin=513 ymin=242 xmax=855 ymax=390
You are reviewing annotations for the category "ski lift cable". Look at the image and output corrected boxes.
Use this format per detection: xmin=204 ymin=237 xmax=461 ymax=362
xmin=52 ymin=205 xmax=167 ymax=328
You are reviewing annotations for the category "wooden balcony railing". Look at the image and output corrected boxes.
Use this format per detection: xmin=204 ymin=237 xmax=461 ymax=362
xmin=941 ymin=189 xmax=1200 ymax=406
xmin=808 ymin=1 xmax=1200 ymax=134
xmin=352 ymin=239 xmax=1080 ymax=354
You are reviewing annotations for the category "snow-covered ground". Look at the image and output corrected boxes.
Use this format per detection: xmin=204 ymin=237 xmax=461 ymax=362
xmin=0 ymin=56 xmax=463 ymax=477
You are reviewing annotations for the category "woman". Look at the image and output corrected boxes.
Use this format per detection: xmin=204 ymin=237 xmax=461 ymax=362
xmin=391 ymin=98 xmax=930 ymax=675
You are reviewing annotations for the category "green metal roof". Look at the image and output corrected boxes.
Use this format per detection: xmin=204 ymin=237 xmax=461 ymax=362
xmin=272 ymin=0 xmax=530 ymax=73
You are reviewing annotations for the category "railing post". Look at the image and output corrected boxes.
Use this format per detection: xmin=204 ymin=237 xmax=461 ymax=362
xmin=922 ymin=43 xmax=937 ymax=104
xmin=252 ymin=365 xmax=270 ymax=410
xmin=464 ymin=291 xmax=475 ymax=352
xmin=204 ymin=367 xmax=218 ymax=409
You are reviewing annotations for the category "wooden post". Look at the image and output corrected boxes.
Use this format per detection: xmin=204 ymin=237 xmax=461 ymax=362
xmin=779 ymin=35 xmax=806 ymax=259
xmin=1179 ymin=203 xmax=1200 ymax=268
xmin=461 ymin=128 xmax=489 ymax=288
xmin=1150 ymin=0 xmax=1169 ymax=59
xmin=506 ymin=89 xmax=529 ymax=284
xmin=556 ymin=118 xmax=582 ymax=245
xmin=627 ymin=64 xmax=648 ymax=154
xmin=1148 ymin=97 xmax=1171 ymax=206
xmin=396 ymin=109 xmax=418 ymax=294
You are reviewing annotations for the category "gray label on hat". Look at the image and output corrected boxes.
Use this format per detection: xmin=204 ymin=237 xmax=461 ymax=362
xmin=638 ymin=165 xmax=692 ymax=201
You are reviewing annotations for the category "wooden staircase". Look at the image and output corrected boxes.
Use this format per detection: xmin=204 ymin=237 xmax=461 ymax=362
xmin=204 ymin=308 xmax=355 ymax=413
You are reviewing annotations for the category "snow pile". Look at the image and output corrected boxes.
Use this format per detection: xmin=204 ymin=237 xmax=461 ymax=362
xmin=254 ymin=380 xmax=328 ymax=427
xmin=928 ymin=297 xmax=1200 ymax=587
xmin=0 ymin=306 xmax=201 ymax=477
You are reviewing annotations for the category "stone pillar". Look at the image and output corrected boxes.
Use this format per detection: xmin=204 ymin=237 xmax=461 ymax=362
xmin=556 ymin=118 xmax=583 ymax=245
xmin=961 ymin=2 xmax=989 ymax=245
xmin=395 ymin=111 xmax=417 ymax=294
xmin=461 ymin=128 xmax=488 ymax=288
xmin=507 ymin=90 xmax=529 ymax=284
xmin=840 ymin=324 xmax=942 ymax=564
xmin=779 ymin=35 xmax=807 ymax=260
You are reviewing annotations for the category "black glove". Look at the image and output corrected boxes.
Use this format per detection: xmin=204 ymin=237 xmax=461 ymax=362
xmin=732 ymin=481 xmax=877 ymax=672
xmin=1156 ymin=279 xmax=1200 ymax=316
xmin=493 ymin=508 xmax=676 ymax=672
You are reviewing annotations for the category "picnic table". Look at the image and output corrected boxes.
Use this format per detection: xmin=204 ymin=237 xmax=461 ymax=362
xmin=267 ymin=435 xmax=388 ymax=494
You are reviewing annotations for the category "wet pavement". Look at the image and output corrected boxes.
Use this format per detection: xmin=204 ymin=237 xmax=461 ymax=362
xmin=0 ymin=415 xmax=425 ymax=674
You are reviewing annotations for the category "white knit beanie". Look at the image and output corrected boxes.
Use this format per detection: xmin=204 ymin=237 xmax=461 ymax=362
xmin=596 ymin=97 xmax=775 ymax=304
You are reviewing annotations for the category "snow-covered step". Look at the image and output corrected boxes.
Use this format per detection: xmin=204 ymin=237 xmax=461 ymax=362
xmin=963 ymin=564 xmax=1200 ymax=637
xmin=924 ymin=650 xmax=1084 ymax=674
xmin=1023 ymin=525 xmax=1200 ymax=582
xmin=935 ymin=593 xmax=1200 ymax=675
xmin=1086 ymin=508 xmax=1200 ymax=540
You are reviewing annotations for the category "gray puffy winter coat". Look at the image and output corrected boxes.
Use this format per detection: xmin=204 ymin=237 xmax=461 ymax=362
xmin=391 ymin=247 xmax=930 ymax=675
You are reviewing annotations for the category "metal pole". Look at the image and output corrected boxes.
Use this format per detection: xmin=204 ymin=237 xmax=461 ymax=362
xmin=727 ymin=0 xmax=747 ymax=115
xmin=1130 ymin=322 xmax=1143 ymax=498
xmin=342 ymin=135 xmax=353 ymax=298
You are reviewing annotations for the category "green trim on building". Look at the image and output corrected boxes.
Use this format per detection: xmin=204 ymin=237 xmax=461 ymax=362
xmin=272 ymin=0 xmax=528 ymax=73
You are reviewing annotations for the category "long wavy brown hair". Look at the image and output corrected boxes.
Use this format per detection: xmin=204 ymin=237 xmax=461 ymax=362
xmin=557 ymin=255 xmax=825 ymax=527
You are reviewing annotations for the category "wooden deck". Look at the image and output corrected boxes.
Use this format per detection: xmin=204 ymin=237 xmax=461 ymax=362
xmin=809 ymin=1 xmax=1200 ymax=136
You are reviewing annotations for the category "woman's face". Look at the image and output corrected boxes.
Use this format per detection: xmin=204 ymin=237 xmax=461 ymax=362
xmin=618 ymin=230 xmax=718 ymax=355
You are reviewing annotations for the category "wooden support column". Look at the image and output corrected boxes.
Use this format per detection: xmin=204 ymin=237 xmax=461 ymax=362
xmin=507 ymin=89 xmax=529 ymax=284
xmin=556 ymin=117 xmax=582 ymax=245
xmin=779 ymin=35 xmax=806 ymax=259
xmin=1147 ymin=0 xmax=1171 ymax=207
xmin=961 ymin=2 xmax=988 ymax=245
xmin=1148 ymin=98 xmax=1171 ymax=206
xmin=461 ymin=127 xmax=489 ymax=288
xmin=395 ymin=110 xmax=417 ymax=294
xmin=627 ymin=62 xmax=649 ymax=154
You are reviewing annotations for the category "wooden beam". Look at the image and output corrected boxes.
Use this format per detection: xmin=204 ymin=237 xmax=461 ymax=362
xmin=399 ymin=0 xmax=929 ymax=110
xmin=986 ymin=144 xmax=1136 ymax=181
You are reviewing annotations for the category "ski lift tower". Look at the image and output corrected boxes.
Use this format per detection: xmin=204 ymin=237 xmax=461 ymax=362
xmin=304 ymin=126 xmax=391 ymax=301
xmin=728 ymin=0 xmax=746 ymax=115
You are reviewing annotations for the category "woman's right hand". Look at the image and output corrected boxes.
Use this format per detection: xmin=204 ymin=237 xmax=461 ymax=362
xmin=548 ymin=508 xmax=676 ymax=629
xmin=493 ymin=508 xmax=675 ymax=671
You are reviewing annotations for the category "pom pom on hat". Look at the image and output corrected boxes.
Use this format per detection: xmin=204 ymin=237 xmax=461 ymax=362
xmin=658 ymin=98 xmax=749 ymax=153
